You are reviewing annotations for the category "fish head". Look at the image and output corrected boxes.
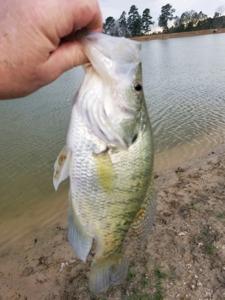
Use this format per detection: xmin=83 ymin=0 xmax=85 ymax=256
xmin=112 ymin=62 xmax=145 ymax=147
xmin=80 ymin=33 xmax=145 ymax=148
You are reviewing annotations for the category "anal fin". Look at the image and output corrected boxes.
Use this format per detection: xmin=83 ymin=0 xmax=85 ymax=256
xmin=68 ymin=203 xmax=93 ymax=262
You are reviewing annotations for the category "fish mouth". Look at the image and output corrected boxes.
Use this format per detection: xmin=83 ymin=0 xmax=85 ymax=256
xmin=82 ymin=33 xmax=141 ymax=80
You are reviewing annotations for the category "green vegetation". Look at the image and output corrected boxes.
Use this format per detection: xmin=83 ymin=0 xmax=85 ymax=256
xmin=103 ymin=5 xmax=154 ymax=37
xmin=127 ymin=293 xmax=150 ymax=300
xmin=125 ymin=265 xmax=167 ymax=300
xmin=127 ymin=266 xmax=136 ymax=281
xmin=158 ymin=4 xmax=175 ymax=32
xmin=151 ymin=268 xmax=167 ymax=300
xmin=103 ymin=3 xmax=225 ymax=37
xmin=216 ymin=211 xmax=225 ymax=219
xmin=169 ymin=13 xmax=225 ymax=33
xmin=199 ymin=225 xmax=218 ymax=256
xmin=127 ymin=5 xmax=142 ymax=36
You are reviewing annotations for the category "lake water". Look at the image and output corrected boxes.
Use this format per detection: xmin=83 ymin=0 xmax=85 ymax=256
xmin=1 ymin=33 xmax=225 ymax=248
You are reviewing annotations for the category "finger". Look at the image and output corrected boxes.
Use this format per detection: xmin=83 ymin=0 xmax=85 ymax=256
xmin=39 ymin=41 xmax=88 ymax=82
xmin=86 ymin=2 xmax=103 ymax=32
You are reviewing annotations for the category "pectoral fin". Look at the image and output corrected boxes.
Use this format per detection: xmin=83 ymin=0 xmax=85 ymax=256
xmin=53 ymin=146 xmax=71 ymax=191
xmin=93 ymin=150 xmax=114 ymax=193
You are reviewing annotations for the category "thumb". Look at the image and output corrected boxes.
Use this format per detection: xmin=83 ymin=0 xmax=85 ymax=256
xmin=40 ymin=41 xmax=88 ymax=82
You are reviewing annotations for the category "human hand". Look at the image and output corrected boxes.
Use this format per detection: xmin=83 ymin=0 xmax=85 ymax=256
xmin=0 ymin=0 xmax=102 ymax=99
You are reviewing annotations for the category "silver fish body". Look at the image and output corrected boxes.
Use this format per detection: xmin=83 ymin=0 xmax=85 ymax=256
xmin=53 ymin=33 xmax=154 ymax=294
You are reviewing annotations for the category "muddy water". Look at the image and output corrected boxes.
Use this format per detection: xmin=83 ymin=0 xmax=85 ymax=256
xmin=1 ymin=33 xmax=225 ymax=249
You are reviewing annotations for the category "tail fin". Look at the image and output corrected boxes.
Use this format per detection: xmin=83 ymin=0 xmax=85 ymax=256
xmin=89 ymin=255 xmax=128 ymax=294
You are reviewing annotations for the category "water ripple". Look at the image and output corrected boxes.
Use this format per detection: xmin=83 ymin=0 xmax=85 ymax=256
xmin=143 ymin=34 xmax=225 ymax=159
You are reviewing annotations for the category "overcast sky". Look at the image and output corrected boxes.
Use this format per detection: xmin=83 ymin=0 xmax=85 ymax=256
xmin=99 ymin=0 xmax=225 ymax=22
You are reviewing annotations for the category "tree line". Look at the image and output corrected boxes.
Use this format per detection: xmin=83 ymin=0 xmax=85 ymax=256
xmin=103 ymin=5 xmax=154 ymax=37
xmin=161 ymin=4 xmax=225 ymax=33
xmin=103 ymin=4 xmax=225 ymax=37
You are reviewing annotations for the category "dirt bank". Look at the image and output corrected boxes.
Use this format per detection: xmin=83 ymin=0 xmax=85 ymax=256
xmin=1 ymin=144 xmax=225 ymax=299
xmin=133 ymin=28 xmax=225 ymax=41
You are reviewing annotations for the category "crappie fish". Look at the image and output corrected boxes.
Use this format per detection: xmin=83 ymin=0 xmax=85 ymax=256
xmin=53 ymin=33 xmax=154 ymax=294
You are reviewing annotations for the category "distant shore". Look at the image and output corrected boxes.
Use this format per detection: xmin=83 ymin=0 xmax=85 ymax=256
xmin=133 ymin=27 xmax=225 ymax=41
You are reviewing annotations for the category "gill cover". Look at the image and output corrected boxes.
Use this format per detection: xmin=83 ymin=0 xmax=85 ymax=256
xmin=77 ymin=33 xmax=142 ymax=148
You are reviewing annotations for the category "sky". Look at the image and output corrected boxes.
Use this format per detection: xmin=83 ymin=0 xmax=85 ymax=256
xmin=99 ymin=0 xmax=225 ymax=23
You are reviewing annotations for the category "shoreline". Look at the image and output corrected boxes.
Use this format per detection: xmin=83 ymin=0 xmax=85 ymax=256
xmin=1 ymin=143 xmax=225 ymax=299
xmin=133 ymin=28 xmax=225 ymax=41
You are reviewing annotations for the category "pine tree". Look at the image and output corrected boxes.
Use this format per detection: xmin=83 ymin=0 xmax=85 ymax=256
xmin=158 ymin=3 xmax=175 ymax=31
xmin=214 ymin=12 xmax=221 ymax=18
xmin=127 ymin=5 xmax=142 ymax=37
xmin=103 ymin=16 xmax=116 ymax=35
xmin=142 ymin=8 xmax=154 ymax=34
xmin=118 ymin=11 xmax=128 ymax=37
xmin=198 ymin=11 xmax=208 ymax=21
xmin=180 ymin=11 xmax=195 ymax=28
xmin=173 ymin=16 xmax=180 ymax=28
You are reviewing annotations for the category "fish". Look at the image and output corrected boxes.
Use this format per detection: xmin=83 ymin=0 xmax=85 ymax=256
xmin=53 ymin=33 xmax=154 ymax=294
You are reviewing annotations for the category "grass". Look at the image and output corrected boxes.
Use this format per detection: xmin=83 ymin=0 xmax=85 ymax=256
xmin=127 ymin=293 xmax=151 ymax=300
xmin=150 ymin=268 xmax=167 ymax=300
xmin=141 ymin=274 xmax=150 ymax=288
xmin=199 ymin=225 xmax=218 ymax=256
xmin=126 ymin=265 xmax=167 ymax=300
xmin=216 ymin=212 xmax=225 ymax=220
xmin=127 ymin=266 xmax=136 ymax=281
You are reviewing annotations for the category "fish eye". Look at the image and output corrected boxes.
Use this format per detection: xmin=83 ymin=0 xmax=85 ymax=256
xmin=134 ymin=83 xmax=142 ymax=92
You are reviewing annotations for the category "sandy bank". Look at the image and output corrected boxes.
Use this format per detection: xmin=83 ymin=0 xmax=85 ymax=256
xmin=133 ymin=28 xmax=225 ymax=41
xmin=0 ymin=144 xmax=225 ymax=299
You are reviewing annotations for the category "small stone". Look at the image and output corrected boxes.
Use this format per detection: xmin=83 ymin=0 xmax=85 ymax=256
xmin=186 ymin=264 xmax=192 ymax=270
xmin=59 ymin=262 xmax=69 ymax=272
xmin=69 ymin=259 xmax=76 ymax=264
xmin=22 ymin=267 xmax=34 ymax=277
xmin=175 ymin=167 xmax=185 ymax=173
xmin=36 ymin=274 xmax=47 ymax=284
xmin=178 ymin=232 xmax=187 ymax=236
xmin=38 ymin=256 xmax=48 ymax=267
